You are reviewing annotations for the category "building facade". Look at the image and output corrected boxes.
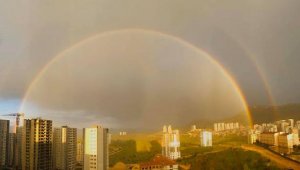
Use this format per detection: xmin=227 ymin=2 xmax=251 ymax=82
xmin=200 ymin=131 xmax=212 ymax=147
xmin=259 ymin=132 xmax=281 ymax=146
xmin=77 ymin=140 xmax=84 ymax=165
xmin=83 ymin=126 xmax=109 ymax=170
xmin=140 ymin=155 xmax=178 ymax=170
xmin=22 ymin=118 xmax=53 ymax=170
xmin=162 ymin=125 xmax=181 ymax=160
xmin=214 ymin=122 xmax=239 ymax=132
xmin=7 ymin=133 xmax=15 ymax=167
xmin=15 ymin=126 xmax=23 ymax=169
xmin=278 ymin=133 xmax=294 ymax=149
xmin=53 ymin=126 xmax=77 ymax=170
xmin=0 ymin=119 xmax=9 ymax=167
xmin=292 ymin=128 xmax=300 ymax=146
xmin=248 ymin=130 xmax=259 ymax=144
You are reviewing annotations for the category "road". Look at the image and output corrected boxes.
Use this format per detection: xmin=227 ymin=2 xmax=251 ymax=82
xmin=241 ymin=145 xmax=300 ymax=170
xmin=109 ymin=146 xmax=122 ymax=156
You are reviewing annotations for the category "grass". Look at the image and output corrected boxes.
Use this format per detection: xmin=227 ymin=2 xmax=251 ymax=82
xmin=109 ymin=132 xmax=281 ymax=169
xmin=109 ymin=139 xmax=161 ymax=167
xmin=180 ymin=148 xmax=281 ymax=170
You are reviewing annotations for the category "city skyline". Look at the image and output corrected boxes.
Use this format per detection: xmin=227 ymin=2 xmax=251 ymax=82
xmin=0 ymin=112 xmax=299 ymax=169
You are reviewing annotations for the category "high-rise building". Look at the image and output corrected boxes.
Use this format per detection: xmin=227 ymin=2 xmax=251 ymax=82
xmin=22 ymin=118 xmax=53 ymax=170
xmin=276 ymin=120 xmax=289 ymax=132
xmin=7 ymin=133 xmax=16 ymax=167
xmin=248 ymin=132 xmax=258 ymax=144
xmin=296 ymin=121 xmax=300 ymax=129
xmin=200 ymin=131 xmax=212 ymax=147
xmin=162 ymin=125 xmax=181 ymax=160
xmin=16 ymin=126 xmax=22 ymax=169
xmin=53 ymin=126 xmax=77 ymax=170
xmin=7 ymin=128 xmax=21 ymax=169
xmin=0 ymin=119 xmax=9 ymax=167
xmin=288 ymin=119 xmax=294 ymax=128
xmin=77 ymin=140 xmax=84 ymax=165
xmin=248 ymin=129 xmax=261 ymax=144
xmin=292 ymin=128 xmax=299 ymax=146
xmin=83 ymin=126 xmax=109 ymax=170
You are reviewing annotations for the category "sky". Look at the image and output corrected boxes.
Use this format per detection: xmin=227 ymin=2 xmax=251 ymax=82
xmin=0 ymin=0 xmax=300 ymax=129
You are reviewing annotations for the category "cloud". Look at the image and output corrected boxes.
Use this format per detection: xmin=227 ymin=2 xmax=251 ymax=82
xmin=20 ymin=31 xmax=247 ymax=129
xmin=1 ymin=0 xmax=300 ymax=128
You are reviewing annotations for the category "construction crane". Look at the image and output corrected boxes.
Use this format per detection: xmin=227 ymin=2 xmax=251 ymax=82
xmin=0 ymin=113 xmax=24 ymax=168
xmin=0 ymin=113 xmax=25 ymax=132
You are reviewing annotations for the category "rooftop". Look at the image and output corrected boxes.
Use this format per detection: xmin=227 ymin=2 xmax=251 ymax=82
xmin=140 ymin=155 xmax=177 ymax=167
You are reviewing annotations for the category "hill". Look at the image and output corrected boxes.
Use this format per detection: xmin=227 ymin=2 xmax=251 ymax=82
xmin=250 ymin=103 xmax=300 ymax=124
xmin=188 ymin=103 xmax=300 ymax=129
xmin=178 ymin=148 xmax=280 ymax=170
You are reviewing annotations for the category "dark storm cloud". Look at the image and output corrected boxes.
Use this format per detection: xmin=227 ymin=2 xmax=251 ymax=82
xmin=19 ymin=32 xmax=246 ymax=128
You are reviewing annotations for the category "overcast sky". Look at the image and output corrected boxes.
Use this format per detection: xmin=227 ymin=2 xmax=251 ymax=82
xmin=0 ymin=0 xmax=300 ymax=129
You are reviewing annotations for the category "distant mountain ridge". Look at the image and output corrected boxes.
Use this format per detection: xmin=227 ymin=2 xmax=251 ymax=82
xmin=187 ymin=103 xmax=300 ymax=129
xmin=250 ymin=103 xmax=300 ymax=124
xmin=110 ymin=104 xmax=300 ymax=133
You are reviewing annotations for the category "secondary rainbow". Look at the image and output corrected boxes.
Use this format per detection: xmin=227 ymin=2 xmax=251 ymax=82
xmin=232 ymin=37 xmax=279 ymax=119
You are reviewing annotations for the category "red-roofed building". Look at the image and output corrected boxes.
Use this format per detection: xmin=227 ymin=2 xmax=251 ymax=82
xmin=140 ymin=155 xmax=179 ymax=170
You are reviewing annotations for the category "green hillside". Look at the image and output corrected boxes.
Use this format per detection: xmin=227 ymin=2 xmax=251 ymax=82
xmin=188 ymin=103 xmax=300 ymax=128
xmin=180 ymin=148 xmax=280 ymax=170
xmin=250 ymin=103 xmax=300 ymax=124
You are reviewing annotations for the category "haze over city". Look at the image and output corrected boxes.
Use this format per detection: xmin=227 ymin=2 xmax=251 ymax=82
xmin=1 ymin=0 xmax=300 ymax=129
xmin=1 ymin=1 xmax=300 ymax=170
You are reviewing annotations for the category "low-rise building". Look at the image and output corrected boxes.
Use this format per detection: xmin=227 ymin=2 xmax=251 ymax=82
xmin=140 ymin=155 xmax=178 ymax=170
xmin=253 ymin=120 xmax=300 ymax=148
xmin=259 ymin=132 xmax=281 ymax=146
xmin=292 ymin=128 xmax=299 ymax=146
xmin=248 ymin=130 xmax=258 ymax=144
xmin=214 ymin=122 xmax=239 ymax=132
xmin=296 ymin=121 xmax=300 ymax=129
xmin=278 ymin=133 xmax=294 ymax=148
xmin=261 ymin=123 xmax=277 ymax=132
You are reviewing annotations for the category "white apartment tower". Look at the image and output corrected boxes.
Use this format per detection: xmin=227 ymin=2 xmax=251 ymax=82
xmin=162 ymin=125 xmax=181 ymax=160
xmin=83 ymin=126 xmax=109 ymax=170
xmin=288 ymin=119 xmax=294 ymax=128
xmin=200 ymin=131 xmax=212 ymax=147
xmin=53 ymin=126 xmax=77 ymax=170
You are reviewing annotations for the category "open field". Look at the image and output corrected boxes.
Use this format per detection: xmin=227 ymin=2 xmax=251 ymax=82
xmin=111 ymin=133 xmax=161 ymax=152
xmin=109 ymin=133 xmax=162 ymax=166
xmin=109 ymin=132 xmax=299 ymax=169
xmin=179 ymin=147 xmax=281 ymax=170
